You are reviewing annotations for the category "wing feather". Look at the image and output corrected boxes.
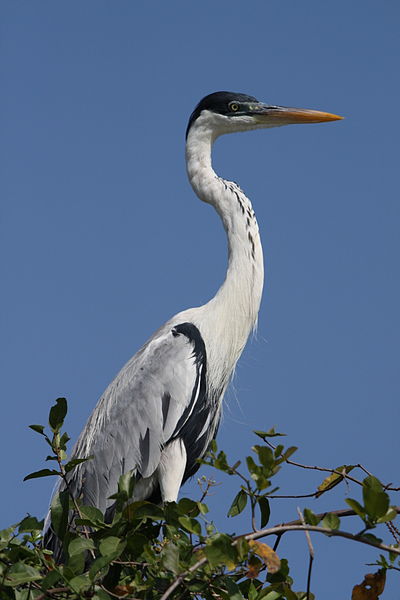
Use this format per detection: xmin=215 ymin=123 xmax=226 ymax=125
xmin=66 ymin=322 xmax=207 ymax=512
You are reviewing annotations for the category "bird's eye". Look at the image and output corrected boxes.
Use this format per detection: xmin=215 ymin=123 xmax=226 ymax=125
xmin=229 ymin=102 xmax=240 ymax=112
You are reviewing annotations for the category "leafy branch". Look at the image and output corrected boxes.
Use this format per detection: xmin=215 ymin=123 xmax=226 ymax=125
xmin=0 ymin=399 xmax=399 ymax=600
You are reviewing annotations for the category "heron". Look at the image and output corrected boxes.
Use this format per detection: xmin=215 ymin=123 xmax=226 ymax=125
xmin=45 ymin=91 xmax=341 ymax=551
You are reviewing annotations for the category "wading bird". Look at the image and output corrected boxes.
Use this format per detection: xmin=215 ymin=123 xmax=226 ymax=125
xmin=45 ymin=91 xmax=341 ymax=550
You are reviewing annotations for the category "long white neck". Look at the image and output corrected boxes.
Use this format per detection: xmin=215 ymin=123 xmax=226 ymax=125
xmin=183 ymin=122 xmax=264 ymax=395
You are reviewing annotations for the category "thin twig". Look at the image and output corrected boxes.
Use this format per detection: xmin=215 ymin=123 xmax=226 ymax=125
xmin=265 ymin=439 xmax=364 ymax=486
xmin=35 ymin=587 xmax=70 ymax=600
xmin=297 ymin=508 xmax=314 ymax=600
xmin=357 ymin=463 xmax=373 ymax=477
xmin=264 ymin=438 xmax=400 ymax=491
xmin=366 ymin=562 xmax=400 ymax=573
xmin=273 ymin=532 xmax=283 ymax=552
xmin=197 ymin=477 xmax=219 ymax=503
xmin=113 ymin=560 xmax=149 ymax=567
xmin=267 ymin=492 xmax=319 ymax=499
xmin=251 ymin=501 xmax=258 ymax=533
xmin=386 ymin=521 xmax=400 ymax=545
xmin=159 ymin=556 xmax=208 ymax=600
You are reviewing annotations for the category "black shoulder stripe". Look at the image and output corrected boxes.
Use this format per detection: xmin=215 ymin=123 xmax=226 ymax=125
xmin=171 ymin=322 xmax=206 ymax=366
xmin=169 ymin=322 xmax=207 ymax=440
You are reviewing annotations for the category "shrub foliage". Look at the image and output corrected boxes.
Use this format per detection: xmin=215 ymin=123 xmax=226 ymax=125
xmin=0 ymin=399 xmax=399 ymax=599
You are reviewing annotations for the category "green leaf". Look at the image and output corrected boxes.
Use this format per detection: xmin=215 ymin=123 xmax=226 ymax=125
xmin=388 ymin=549 xmax=399 ymax=562
xmin=209 ymin=439 xmax=217 ymax=452
xmin=18 ymin=516 xmax=44 ymax=532
xmin=361 ymin=533 xmax=383 ymax=545
xmin=89 ymin=551 xmax=119 ymax=581
xmin=14 ymin=590 xmax=34 ymax=600
xmin=23 ymin=468 xmax=60 ymax=481
xmin=345 ymin=497 xmax=366 ymax=519
xmin=178 ymin=516 xmax=202 ymax=535
xmin=214 ymin=450 xmax=230 ymax=472
xmin=258 ymin=590 xmax=282 ymax=600
xmin=254 ymin=428 xmax=286 ymax=439
xmin=303 ymin=508 xmax=321 ymax=526
xmin=69 ymin=574 xmax=91 ymax=593
xmin=321 ymin=512 xmax=340 ymax=530
xmin=49 ymin=397 xmax=68 ymax=433
xmin=41 ymin=569 xmax=62 ymax=591
xmin=205 ymin=533 xmax=237 ymax=569
xmin=93 ymin=589 xmax=112 ymax=600
xmin=59 ymin=432 xmax=71 ymax=450
xmin=163 ymin=501 xmax=180 ymax=525
xmin=4 ymin=563 xmax=42 ymax=586
xmin=28 ymin=424 xmax=45 ymax=435
xmin=186 ymin=579 xmax=208 ymax=593
xmin=65 ymin=456 xmax=93 ymax=473
xmin=118 ymin=471 xmax=135 ymax=498
xmin=282 ymin=446 xmax=298 ymax=461
xmin=227 ymin=489 xmax=248 ymax=517
xmin=363 ymin=475 xmax=389 ymax=520
xmin=254 ymin=446 xmax=274 ymax=469
xmin=67 ymin=551 xmax=86 ymax=577
xmin=377 ymin=507 xmax=398 ymax=523
xmin=51 ymin=489 xmax=70 ymax=539
xmin=258 ymin=591 xmax=282 ymax=600
xmin=223 ymin=577 xmax=245 ymax=600
xmin=246 ymin=456 xmax=259 ymax=476
xmin=247 ymin=581 xmax=258 ymax=600
xmin=236 ymin=536 xmax=250 ymax=561
xmin=316 ymin=465 xmax=355 ymax=497
xmin=89 ymin=537 xmax=126 ymax=581
xmin=0 ymin=526 xmax=16 ymax=551
xmin=178 ymin=497 xmax=199 ymax=516
xmin=126 ymin=532 xmax=148 ymax=557
xmin=68 ymin=537 xmax=95 ymax=556
xmin=258 ymin=496 xmax=271 ymax=527
xmin=89 ymin=555 xmax=112 ymax=581
xmin=197 ymin=501 xmax=209 ymax=514
xmin=99 ymin=536 xmax=125 ymax=558
xmin=281 ymin=584 xmax=298 ymax=600
xmin=130 ymin=501 xmax=164 ymax=521
xmin=79 ymin=505 xmax=104 ymax=524
xmin=162 ymin=541 xmax=180 ymax=574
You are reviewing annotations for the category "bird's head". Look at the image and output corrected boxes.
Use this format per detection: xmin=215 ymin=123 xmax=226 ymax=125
xmin=186 ymin=91 xmax=343 ymax=140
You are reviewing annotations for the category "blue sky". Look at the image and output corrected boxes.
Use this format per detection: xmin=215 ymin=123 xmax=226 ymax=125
xmin=1 ymin=1 xmax=399 ymax=597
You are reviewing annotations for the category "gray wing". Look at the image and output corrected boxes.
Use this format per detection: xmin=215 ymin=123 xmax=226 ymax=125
xmin=66 ymin=321 xmax=211 ymax=513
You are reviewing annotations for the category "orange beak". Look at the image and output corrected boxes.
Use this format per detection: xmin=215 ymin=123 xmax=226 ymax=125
xmin=254 ymin=105 xmax=343 ymax=124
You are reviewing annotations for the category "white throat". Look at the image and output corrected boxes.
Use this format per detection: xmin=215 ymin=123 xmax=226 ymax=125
xmin=181 ymin=116 xmax=264 ymax=396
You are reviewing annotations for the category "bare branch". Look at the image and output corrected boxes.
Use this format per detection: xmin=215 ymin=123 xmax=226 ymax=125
xmin=244 ymin=524 xmax=400 ymax=554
